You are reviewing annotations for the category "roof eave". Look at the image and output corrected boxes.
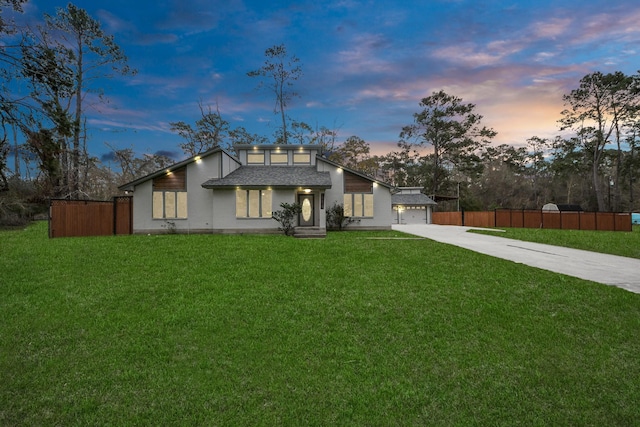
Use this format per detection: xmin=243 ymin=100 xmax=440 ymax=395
xmin=202 ymin=183 xmax=332 ymax=190
xmin=118 ymin=147 xmax=240 ymax=191
xmin=392 ymin=201 xmax=437 ymax=206
xmin=316 ymin=156 xmax=392 ymax=189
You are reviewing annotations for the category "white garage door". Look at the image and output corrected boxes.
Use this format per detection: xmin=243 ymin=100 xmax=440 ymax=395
xmin=393 ymin=206 xmax=427 ymax=224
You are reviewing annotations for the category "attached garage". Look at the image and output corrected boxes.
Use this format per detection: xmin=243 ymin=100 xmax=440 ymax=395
xmin=391 ymin=187 xmax=437 ymax=224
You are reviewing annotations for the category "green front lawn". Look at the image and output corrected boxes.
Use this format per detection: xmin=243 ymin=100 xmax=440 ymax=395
xmin=1 ymin=222 xmax=639 ymax=425
xmin=471 ymin=226 xmax=640 ymax=259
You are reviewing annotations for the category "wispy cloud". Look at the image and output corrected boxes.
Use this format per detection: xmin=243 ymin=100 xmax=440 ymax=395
xmin=96 ymin=9 xmax=131 ymax=33
xmin=156 ymin=0 xmax=225 ymax=32
xmin=336 ymin=33 xmax=395 ymax=75
xmin=432 ymin=43 xmax=511 ymax=68
xmin=530 ymin=17 xmax=573 ymax=39
xmin=88 ymin=118 xmax=172 ymax=134
xmin=93 ymin=7 xmax=179 ymax=46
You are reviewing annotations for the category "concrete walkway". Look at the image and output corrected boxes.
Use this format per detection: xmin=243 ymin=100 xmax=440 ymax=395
xmin=392 ymin=224 xmax=640 ymax=294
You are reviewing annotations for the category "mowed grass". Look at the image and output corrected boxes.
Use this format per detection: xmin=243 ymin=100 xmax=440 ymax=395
xmin=1 ymin=222 xmax=639 ymax=426
xmin=471 ymin=226 xmax=640 ymax=259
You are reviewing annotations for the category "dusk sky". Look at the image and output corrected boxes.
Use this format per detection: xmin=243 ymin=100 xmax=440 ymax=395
xmin=11 ymin=0 xmax=640 ymax=162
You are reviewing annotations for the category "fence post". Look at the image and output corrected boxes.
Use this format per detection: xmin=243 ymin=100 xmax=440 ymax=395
xmin=48 ymin=199 xmax=53 ymax=238
xmin=112 ymin=197 xmax=117 ymax=235
xmin=578 ymin=210 xmax=581 ymax=230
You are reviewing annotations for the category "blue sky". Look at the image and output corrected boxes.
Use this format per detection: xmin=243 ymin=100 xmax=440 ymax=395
xmin=11 ymin=0 xmax=640 ymax=161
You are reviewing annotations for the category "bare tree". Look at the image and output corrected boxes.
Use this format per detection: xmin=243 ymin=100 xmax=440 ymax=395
xmin=248 ymin=44 xmax=302 ymax=144
xmin=328 ymin=136 xmax=378 ymax=176
xmin=170 ymin=101 xmax=231 ymax=156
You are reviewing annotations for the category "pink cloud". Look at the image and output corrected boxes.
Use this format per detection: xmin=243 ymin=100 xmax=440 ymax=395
xmin=529 ymin=18 xmax=572 ymax=39
xmin=568 ymin=9 xmax=640 ymax=46
xmin=432 ymin=44 xmax=506 ymax=68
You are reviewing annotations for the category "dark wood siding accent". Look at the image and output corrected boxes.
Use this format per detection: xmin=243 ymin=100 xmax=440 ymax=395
xmin=153 ymin=167 xmax=186 ymax=190
xmin=344 ymin=171 xmax=372 ymax=193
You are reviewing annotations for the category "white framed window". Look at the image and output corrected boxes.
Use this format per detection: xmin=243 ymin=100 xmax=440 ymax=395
xmin=270 ymin=152 xmax=288 ymax=164
xmin=247 ymin=153 xmax=265 ymax=164
xmin=343 ymin=193 xmax=374 ymax=217
xmin=153 ymin=191 xmax=187 ymax=219
xmin=293 ymin=153 xmax=311 ymax=164
xmin=236 ymin=189 xmax=272 ymax=218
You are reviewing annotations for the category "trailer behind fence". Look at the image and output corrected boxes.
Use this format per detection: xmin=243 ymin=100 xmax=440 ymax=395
xmin=433 ymin=209 xmax=632 ymax=232
xmin=49 ymin=197 xmax=132 ymax=238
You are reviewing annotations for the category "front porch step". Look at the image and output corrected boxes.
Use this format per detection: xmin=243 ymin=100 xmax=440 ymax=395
xmin=293 ymin=226 xmax=327 ymax=239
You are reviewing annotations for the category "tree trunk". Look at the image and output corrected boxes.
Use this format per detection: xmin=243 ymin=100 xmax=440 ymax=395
xmin=631 ymin=141 xmax=635 ymax=209
xmin=566 ymin=175 xmax=573 ymax=204
xmin=278 ymin=80 xmax=287 ymax=144
xmin=432 ymin=143 xmax=440 ymax=196
xmin=72 ymin=37 xmax=83 ymax=196
xmin=280 ymin=105 xmax=287 ymax=144
xmin=593 ymin=159 xmax=605 ymax=211
xmin=12 ymin=123 xmax=20 ymax=177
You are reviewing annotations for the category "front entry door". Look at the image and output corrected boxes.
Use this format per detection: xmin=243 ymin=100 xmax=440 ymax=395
xmin=298 ymin=194 xmax=314 ymax=226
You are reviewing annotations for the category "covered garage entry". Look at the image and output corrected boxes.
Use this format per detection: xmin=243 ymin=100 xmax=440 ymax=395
xmin=391 ymin=187 xmax=437 ymax=224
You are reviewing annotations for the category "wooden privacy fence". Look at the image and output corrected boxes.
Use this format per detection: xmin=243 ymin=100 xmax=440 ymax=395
xmin=432 ymin=211 xmax=463 ymax=226
xmin=433 ymin=209 xmax=632 ymax=232
xmin=49 ymin=197 xmax=133 ymax=238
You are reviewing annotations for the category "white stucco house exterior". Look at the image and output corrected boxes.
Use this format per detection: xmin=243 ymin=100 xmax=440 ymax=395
xmin=119 ymin=144 xmax=393 ymax=236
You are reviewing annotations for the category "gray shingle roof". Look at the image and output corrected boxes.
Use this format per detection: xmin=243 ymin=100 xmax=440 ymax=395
xmin=202 ymin=166 xmax=332 ymax=189
xmin=391 ymin=193 xmax=437 ymax=206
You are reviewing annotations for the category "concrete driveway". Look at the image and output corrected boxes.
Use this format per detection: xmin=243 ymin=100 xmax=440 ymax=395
xmin=393 ymin=224 xmax=640 ymax=294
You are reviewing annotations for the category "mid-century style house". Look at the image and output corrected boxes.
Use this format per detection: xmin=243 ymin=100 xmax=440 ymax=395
xmin=119 ymin=144 xmax=393 ymax=236
xmin=391 ymin=187 xmax=437 ymax=224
